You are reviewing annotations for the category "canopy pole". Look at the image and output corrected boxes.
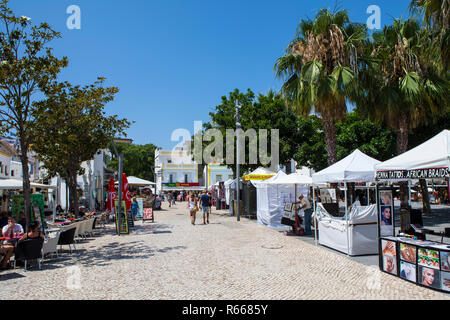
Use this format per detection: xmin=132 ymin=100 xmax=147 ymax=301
xmin=345 ymin=182 xmax=350 ymax=256
xmin=367 ymin=183 xmax=370 ymax=205
xmin=313 ymin=185 xmax=317 ymax=245
xmin=294 ymin=183 xmax=298 ymax=235
xmin=408 ymin=180 xmax=412 ymax=207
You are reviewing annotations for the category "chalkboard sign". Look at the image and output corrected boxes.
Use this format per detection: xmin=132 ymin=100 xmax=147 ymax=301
xmin=114 ymin=200 xmax=129 ymax=235
xmin=127 ymin=211 xmax=134 ymax=228
xmin=143 ymin=207 xmax=154 ymax=222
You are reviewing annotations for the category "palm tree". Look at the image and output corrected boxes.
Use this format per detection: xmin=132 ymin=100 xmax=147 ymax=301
xmin=358 ymin=18 xmax=448 ymax=154
xmin=357 ymin=18 xmax=449 ymax=209
xmin=409 ymin=0 xmax=449 ymax=73
xmin=275 ymin=9 xmax=367 ymax=165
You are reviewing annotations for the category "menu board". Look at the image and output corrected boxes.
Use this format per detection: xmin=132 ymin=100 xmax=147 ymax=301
xmin=114 ymin=200 xmax=129 ymax=235
xmin=381 ymin=237 xmax=450 ymax=292
xmin=143 ymin=208 xmax=153 ymax=222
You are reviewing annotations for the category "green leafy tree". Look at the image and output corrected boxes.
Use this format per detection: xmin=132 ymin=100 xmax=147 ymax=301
xmin=275 ymin=8 xmax=367 ymax=165
xmin=0 ymin=0 xmax=68 ymax=225
xmin=409 ymin=0 xmax=449 ymax=72
xmin=357 ymin=18 xmax=449 ymax=207
xmin=293 ymin=112 xmax=397 ymax=172
xmin=32 ymin=80 xmax=130 ymax=216
xmin=198 ymin=89 xmax=299 ymax=175
xmin=107 ymin=143 xmax=158 ymax=181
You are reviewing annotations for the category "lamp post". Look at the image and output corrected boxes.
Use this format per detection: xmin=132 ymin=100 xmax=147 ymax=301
xmin=235 ymin=100 xmax=241 ymax=222
xmin=110 ymin=139 xmax=123 ymax=236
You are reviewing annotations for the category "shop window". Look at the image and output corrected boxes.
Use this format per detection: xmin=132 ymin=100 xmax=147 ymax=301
xmin=184 ymin=174 xmax=188 ymax=183
xmin=216 ymin=175 xmax=223 ymax=182
xmin=169 ymin=174 xmax=174 ymax=183
xmin=11 ymin=170 xmax=14 ymax=177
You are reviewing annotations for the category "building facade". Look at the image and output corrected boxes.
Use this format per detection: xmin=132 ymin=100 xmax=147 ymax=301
xmin=155 ymin=143 xmax=202 ymax=193
xmin=206 ymin=163 xmax=234 ymax=188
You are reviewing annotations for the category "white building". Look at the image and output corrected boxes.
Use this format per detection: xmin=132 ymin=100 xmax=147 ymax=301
xmin=155 ymin=143 xmax=201 ymax=193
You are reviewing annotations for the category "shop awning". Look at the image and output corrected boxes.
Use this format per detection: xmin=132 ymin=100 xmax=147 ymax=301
xmin=0 ymin=179 xmax=57 ymax=190
xmin=115 ymin=176 xmax=156 ymax=186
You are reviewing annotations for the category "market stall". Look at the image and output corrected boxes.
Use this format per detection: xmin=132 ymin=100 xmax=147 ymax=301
xmin=312 ymin=149 xmax=381 ymax=256
xmin=375 ymin=129 xmax=450 ymax=293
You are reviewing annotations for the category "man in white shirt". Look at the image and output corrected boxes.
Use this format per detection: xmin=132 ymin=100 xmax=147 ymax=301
xmin=295 ymin=194 xmax=313 ymax=235
xmin=2 ymin=216 xmax=24 ymax=239
xmin=0 ymin=216 xmax=23 ymax=270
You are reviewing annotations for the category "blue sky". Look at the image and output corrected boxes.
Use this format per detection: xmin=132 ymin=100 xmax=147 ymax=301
xmin=11 ymin=0 xmax=411 ymax=149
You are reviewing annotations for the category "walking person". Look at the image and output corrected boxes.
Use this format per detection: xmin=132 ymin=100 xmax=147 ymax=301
xmin=168 ymin=193 xmax=173 ymax=208
xmin=200 ymin=190 xmax=211 ymax=225
xmin=188 ymin=193 xmax=198 ymax=225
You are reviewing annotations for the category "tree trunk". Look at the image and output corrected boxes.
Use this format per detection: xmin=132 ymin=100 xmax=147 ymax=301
xmin=397 ymin=114 xmax=410 ymax=209
xmin=19 ymin=149 xmax=31 ymax=233
xmin=67 ymin=170 xmax=79 ymax=217
xmin=321 ymin=114 xmax=337 ymax=166
xmin=419 ymin=179 xmax=432 ymax=214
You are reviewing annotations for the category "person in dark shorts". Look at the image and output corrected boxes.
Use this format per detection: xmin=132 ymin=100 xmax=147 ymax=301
xmin=200 ymin=191 xmax=211 ymax=225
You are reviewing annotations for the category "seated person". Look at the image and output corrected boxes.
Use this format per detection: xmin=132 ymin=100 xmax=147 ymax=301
xmin=18 ymin=221 xmax=45 ymax=242
xmin=0 ymin=243 xmax=14 ymax=270
xmin=2 ymin=216 xmax=24 ymax=239
xmin=15 ymin=221 xmax=45 ymax=265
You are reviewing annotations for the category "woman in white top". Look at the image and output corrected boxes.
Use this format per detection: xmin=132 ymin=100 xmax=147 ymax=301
xmin=189 ymin=194 xmax=198 ymax=225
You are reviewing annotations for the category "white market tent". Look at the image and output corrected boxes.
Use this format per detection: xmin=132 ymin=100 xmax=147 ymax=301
xmin=115 ymin=176 xmax=156 ymax=187
xmin=256 ymin=171 xmax=312 ymax=229
xmin=375 ymin=129 xmax=450 ymax=178
xmin=0 ymin=179 xmax=57 ymax=190
xmin=312 ymin=149 xmax=381 ymax=183
xmin=312 ymin=149 xmax=381 ymax=256
xmin=243 ymin=167 xmax=276 ymax=186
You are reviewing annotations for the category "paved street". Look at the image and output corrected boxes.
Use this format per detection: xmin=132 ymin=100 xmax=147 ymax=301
xmin=1 ymin=204 xmax=449 ymax=300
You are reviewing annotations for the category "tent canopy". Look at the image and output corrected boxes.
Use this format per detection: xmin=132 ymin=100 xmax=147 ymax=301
xmin=0 ymin=179 xmax=56 ymax=190
xmin=243 ymin=167 xmax=275 ymax=181
xmin=115 ymin=176 xmax=156 ymax=186
xmin=267 ymin=172 xmax=313 ymax=185
xmin=376 ymin=129 xmax=450 ymax=178
xmin=312 ymin=149 xmax=381 ymax=183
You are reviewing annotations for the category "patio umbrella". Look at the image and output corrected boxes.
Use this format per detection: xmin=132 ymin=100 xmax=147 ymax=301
xmin=106 ymin=178 xmax=116 ymax=212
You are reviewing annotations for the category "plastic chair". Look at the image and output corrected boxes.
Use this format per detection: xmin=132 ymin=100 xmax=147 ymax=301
xmin=57 ymin=226 xmax=77 ymax=253
xmin=85 ymin=218 xmax=95 ymax=238
xmin=14 ymin=238 xmax=44 ymax=271
xmin=42 ymin=232 xmax=61 ymax=259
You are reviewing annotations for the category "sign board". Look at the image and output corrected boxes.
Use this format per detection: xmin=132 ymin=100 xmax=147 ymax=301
xmin=376 ymin=167 xmax=449 ymax=181
xmin=143 ymin=207 xmax=154 ymax=222
xmin=11 ymin=194 xmax=46 ymax=230
xmin=163 ymin=182 xmax=201 ymax=188
xmin=378 ymin=188 xmax=395 ymax=237
xmin=136 ymin=198 xmax=144 ymax=218
xmin=114 ymin=200 xmax=129 ymax=235
xmin=127 ymin=211 xmax=134 ymax=228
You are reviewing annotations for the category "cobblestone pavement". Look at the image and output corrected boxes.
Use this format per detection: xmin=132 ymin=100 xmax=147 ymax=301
xmin=1 ymin=204 xmax=449 ymax=300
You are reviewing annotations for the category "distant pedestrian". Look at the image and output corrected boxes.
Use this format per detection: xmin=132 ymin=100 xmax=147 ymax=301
xmin=200 ymin=190 xmax=211 ymax=225
xmin=131 ymin=197 xmax=139 ymax=221
xmin=188 ymin=194 xmax=198 ymax=225
xmin=168 ymin=193 xmax=173 ymax=207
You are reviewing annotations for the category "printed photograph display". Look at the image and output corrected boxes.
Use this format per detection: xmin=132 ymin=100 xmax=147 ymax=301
xmin=418 ymin=248 xmax=440 ymax=270
xmin=382 ymin=240 xmax=397 ymax=275
xmin=419 ymin=266 xmax=441 ymax=290
xmin=400 ymin=261 xmax=416 ymax=283
xmin=441 ymin=251 xmax=450 ymax=271
xmin=441 ymin=271 xmax=450 ymax=292
xmin=379 ymin=190 xmax=394 ymax=237
xmin=400 ymin=243 xmax=417 ymax=264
